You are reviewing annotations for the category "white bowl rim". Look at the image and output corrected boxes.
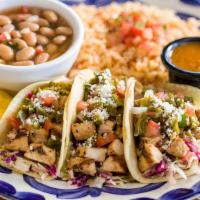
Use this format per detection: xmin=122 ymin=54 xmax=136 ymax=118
xmin=0 ymin=0 xmax=84 ymax=72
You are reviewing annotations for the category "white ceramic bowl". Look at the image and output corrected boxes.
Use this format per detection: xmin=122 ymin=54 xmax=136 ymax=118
xmin=0 ymin=0 xmax=84 ymax=92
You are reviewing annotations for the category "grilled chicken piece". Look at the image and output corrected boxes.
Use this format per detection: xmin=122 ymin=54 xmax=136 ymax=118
xmin=5 ymin=136 xmax=29 ymax=152
xmin=167 ymin=138 xmax=189 ymax=158
xmin=72 ymin=121 xmax=96 ymax=141
xmin=101 ymin=156 xmax=126 ymax=173
xmin=144 ymin=143 xmax=162 ymax=164
xmin=108 ymin=139 xmax=124 ymax=156
xmin=44 ymin=120 xmax=62 ymax=135
xmin=98 ymin=120 xmax=115 ymax=134
xmin=76 ymin=147 xmax=107 ymax=162
xmin=31 ymin=163 xmax=48 ymax=174
xmin=30 ymin=128 xmax=49 ymax=143
xmin=14 ymin=157 xmax=31 ymax=172
xmin=85 ymin=147 xmax=107 ymax=162
xmin=24 ymin=144 xmax=56 ymax=166
xmin=51 ymin=123 xmax=62 ymax=135
xmin=80 ymin=159 xmax=96 ymax=176
xmin=68 ymin=156 xmax=85 ymax=169
xmin=138 ymin=155 xmax=154 ymax=172
xmin=142 ymin=136 xmax=162 ymax=146
xmin=68 ymin=156 xmax=96 ymax=176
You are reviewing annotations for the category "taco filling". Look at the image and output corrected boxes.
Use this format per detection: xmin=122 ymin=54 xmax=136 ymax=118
xmin=133 ymin=89 xmax=200 ymax=181
xmin=66 ymin=70 xmax=128 ymax=186
xmin=0 ymin=82 xmax=71 ymax=179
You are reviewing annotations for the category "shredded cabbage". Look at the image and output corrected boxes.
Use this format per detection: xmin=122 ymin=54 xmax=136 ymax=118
xmin=185 ymin=139 xmax=200 ymax=161
xmin=169 ymin=163 xmax=187 ymax=180
xmin=144 ymin=160 xmax=167 ymax=177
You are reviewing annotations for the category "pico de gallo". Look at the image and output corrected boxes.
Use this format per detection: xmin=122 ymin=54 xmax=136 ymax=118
xmin=107 ymin=11 xmax=172 ymax=57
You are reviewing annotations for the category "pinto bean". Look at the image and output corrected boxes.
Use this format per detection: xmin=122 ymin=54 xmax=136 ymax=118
xmin=2 ymin=24 xmax=15 ymax=33
xmin=56 ymin=26 xmax=72 ymax=36
xmin=11 ymin=30 xmax=21 ymax=38
xmin=53 ymin=35 xmax=67 ymax=45
xmin=35 ymin=52 xmax=49 ymax=64
xmin=11 ymin=60 xmax=34 ymax=66
xmin=18 ymin=22 xmax=39 ymax=32
xmin=42 ymin=10 xmax=58 ymax=23
xmin=39 ymin=27 xmax=55 ymax=37
xmin=0 ymin=15 xmax=11 ymax=26
xmin=9 ymin=14 xmax=31 ymax=22
xmin=46 ymin=43 xmax=58 ymax=55
xmin=37 ymin=18 xmax=49 ymax=27
xmin=0 ymin=44 xmax=14 ymax=61
xmin=13 ymin=38 xmax=28 ymax=49
xmin=16 ymin=47 xmax=35 ymax=61
xmin=36 ymin=34 xmax=49 ymax=45
xmin=23 ymin=32 xmax=37 ymax=46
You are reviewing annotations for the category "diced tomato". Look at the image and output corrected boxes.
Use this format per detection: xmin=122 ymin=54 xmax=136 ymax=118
xmin=185 ymin=107 xmax=195 ymax=117
xmin=155 ymin=92 xmax=168 ymax=101
xmin=44 ymin=120 xmax=54 ymax=131
xmin=21 ymin=6 xmax=29 ymax=14
xmin=145 ymin=120 xmax=160 ymax=137
xmin=131 ymin=27 xmax=142 ymax=36
xmin=119 ymin=22 xmax=132 ymax=37
xmin=142 ymin=28 xmax=153 ymax=40
xmin=116 ymin=85 xmax=125 ymax=98
xmin=41 ymin=96 xmax=56 ymax=106
xmin=0 ymin=33 xmax=7 ymax=42
xmin=8 ymin=116 xmax=20 ymax=129
xmin=96 ymin=132 xmax=116 ymax=147
xmin=77 ymin=100 xmax=88 ymax=111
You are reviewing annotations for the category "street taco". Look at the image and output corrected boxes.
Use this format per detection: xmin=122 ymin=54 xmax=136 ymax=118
xmin=124 ymin=82 xmax=200 ymax=183
xmin=60 ymin=69 xmax=135 ymax=186
xmin=0 ymin=80 xmax=71 ymax=180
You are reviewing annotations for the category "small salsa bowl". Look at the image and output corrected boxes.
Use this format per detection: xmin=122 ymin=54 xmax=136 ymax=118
xmin=0 ymin=0 xmax=84 ymax=92
xmin=161 ymin=37 xmax=200 ymax=88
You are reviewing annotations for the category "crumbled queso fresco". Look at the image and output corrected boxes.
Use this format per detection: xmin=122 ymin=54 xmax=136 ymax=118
xmin=144 ymin=89 xmax=199 ymax=138
xmin=79 ymin=69 xmax=124 ymax=123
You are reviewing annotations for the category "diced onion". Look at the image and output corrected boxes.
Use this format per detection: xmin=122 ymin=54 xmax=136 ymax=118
xmin=132 ymin=107 xmax=147 ymax=115
xmin=169 ymin=163 xmax=187 ymax=181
